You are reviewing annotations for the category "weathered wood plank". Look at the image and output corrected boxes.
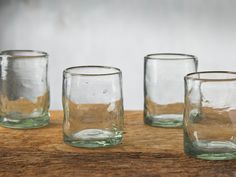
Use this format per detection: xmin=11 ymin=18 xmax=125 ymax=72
xmin=0 ymin=111 xmax=235 ymax=177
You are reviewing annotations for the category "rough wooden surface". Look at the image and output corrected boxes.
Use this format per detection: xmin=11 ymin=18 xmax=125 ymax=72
xmin=0 ymin=111 xmax=236 ymax=177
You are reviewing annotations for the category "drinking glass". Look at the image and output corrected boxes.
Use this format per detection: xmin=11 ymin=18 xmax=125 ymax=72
xmin=0 ymin=50 xmax=50 ymax=129
xmin=63 ymin=66 xmax=124 ymax=148
xmin=184 ymin=71 xmax=236 ymax=160
xmin=144 ymin=53 xmax=198 ymax=127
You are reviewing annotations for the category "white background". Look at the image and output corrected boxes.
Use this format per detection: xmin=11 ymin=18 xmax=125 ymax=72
xmin=0 ymin=0 xmax=236 ymax=110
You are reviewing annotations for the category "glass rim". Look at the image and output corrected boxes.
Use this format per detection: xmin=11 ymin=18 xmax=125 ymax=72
xmin=0 ymin=50 xmax=48 ymax=58
xmin=185 ymin=71 xmax=236 ymax=81
xmin=63 ymin=65 xmax=122 ymax=76
xmin=145 ymin=53 xmax=197 ymax=61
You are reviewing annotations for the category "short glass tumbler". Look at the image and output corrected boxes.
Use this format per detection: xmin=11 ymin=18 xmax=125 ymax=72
xmin=184 ymin=71 xmax=236 ymax=160
xmin=0 ymin=50 xmax=50 ymax=129
xmin=62 ymin=66 xmax=124 ymax=148
xmin=144 ymin=53 xmax=197 ymax=127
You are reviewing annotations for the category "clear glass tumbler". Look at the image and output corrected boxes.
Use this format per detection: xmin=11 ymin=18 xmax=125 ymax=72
xmin=184 ymin=71 xmax=236 ymax=160
xmin=62 ymin=66 xmax=124 ymax=148
xmin=144 ymin=53 xmax=198 ymax=127
xmin=0 ymin=50 xmax=50 ymax=129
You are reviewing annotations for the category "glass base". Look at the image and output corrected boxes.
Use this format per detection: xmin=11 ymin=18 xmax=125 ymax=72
xmin=184 ymin=130 xmax=236 ymax=160
xmin=0 ymin=114 xmax=50 ymax=129
xmin=64 ymin=129 xmax=123 ymax=148
xmin=144 ymin=114 xmax=183 ymax=128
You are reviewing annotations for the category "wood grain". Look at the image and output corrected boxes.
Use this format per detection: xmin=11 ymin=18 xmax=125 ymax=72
xmin=0 ymin=111 xmax=236 ymax=177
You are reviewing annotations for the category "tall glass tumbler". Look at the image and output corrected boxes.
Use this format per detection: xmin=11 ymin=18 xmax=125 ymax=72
xmin=0 ymin=50 xmax=50 ymax=129
xmin=144 ymin=53 xmax=198 ymax=127
xmin=184 ymin=71 xmax=236 ymax=160
xmin=63 ymin=66 xmax=124 ymax=148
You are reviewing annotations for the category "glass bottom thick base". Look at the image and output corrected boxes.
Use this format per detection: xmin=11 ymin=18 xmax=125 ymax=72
xmin=144 ymin=114 xmax=183 ymax=128
xmin=184 ymin=131 xmax=236 ymax=160
xmin=64 ymin=129 xmax=123 ymax=148
xmin=0 ymin=115 xmax=50 ymax=129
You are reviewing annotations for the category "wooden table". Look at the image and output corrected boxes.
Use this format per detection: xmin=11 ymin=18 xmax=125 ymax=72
xmin=0 ymin=111 xmax=236 ymax=177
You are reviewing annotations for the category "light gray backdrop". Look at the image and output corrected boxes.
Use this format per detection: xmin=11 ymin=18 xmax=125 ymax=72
xmin=0 ymin=0 xmax=236 ymax=110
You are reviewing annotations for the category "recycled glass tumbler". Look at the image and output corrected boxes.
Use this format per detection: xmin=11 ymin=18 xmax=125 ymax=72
xmin=62 ymin=66 xmax=124 ymax=148
xmin=0 ymin=50 xmax=50 ymax=129
xmin=184 ymin=71 xmax=236 ymax=160
xmin=144 ymin=53 xmax=198 ymax=127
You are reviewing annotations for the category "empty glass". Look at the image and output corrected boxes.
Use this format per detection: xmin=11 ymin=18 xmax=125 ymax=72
xmin=0 ymin=50 xmax=50 ymax=129
xmin=144 ymin=53 xmax=198 ymax=127
xmin=62 ymin=66 xmax=124 ymax=148
xmin=184 ymin=71 xmax=236 ymax=160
